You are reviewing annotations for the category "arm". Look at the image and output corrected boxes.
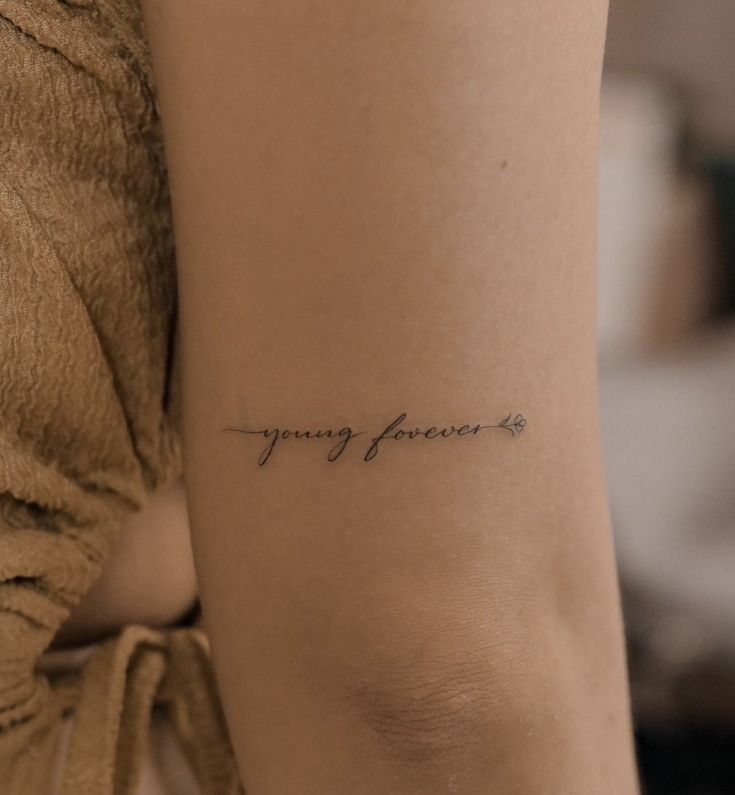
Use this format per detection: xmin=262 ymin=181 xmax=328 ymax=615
xmin=140 ymin=1 xmax=640 ymax=792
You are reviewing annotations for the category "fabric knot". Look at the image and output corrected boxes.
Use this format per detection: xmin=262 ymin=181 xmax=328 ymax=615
xmin=41 ymin=624 xmax=243 ymax=795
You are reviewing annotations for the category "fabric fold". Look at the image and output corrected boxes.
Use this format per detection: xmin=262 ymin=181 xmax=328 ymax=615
xmin=39 ymin=624 xmax=244 ymax=795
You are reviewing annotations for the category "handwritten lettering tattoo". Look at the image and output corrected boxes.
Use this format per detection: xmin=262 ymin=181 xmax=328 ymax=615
xmin=222 ymin=412 xmax=527 ymax=466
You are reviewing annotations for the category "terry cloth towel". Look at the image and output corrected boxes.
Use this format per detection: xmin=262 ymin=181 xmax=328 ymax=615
xmin=0 ymin=1 xmax=243 ymax=791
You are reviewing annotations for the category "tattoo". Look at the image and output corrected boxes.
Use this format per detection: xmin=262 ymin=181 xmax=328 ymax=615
xmin=222 ymin=411 xmax=526 ymax=466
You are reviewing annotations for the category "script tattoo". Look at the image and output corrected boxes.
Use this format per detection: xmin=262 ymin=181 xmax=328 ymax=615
xmin=222 ymin=411 xmax=527 ymax=466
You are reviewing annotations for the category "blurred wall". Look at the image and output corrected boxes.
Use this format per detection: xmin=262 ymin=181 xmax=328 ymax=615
xmin=605 ymin=0 xmax=735 ymax=150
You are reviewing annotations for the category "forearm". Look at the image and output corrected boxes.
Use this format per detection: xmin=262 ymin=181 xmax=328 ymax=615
xmin=141 ymin=1 xmax=639 ymax=791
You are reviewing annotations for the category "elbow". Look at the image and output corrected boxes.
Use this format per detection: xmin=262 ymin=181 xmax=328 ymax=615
xmin=340 ymin=657 xmax=495 ymax=768
xmin=323 ymin=617 xmax=566 ymax=780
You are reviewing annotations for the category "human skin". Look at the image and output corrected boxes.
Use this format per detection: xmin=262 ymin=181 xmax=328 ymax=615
xmin=139 ymin=1 xmax=641 ymax=792
xmin=50 ymin=476 xmax=199 ymax=649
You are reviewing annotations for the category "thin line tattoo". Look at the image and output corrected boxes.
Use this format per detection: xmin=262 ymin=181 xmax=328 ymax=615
xmin=222 ymin=411 xmax=527 ymax=466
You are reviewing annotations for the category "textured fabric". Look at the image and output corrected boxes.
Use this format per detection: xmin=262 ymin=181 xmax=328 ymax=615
xmin=0 ymin=1 xmax=243 ymax=791
xmin=38 ymin=623 xmax=241 ymax=795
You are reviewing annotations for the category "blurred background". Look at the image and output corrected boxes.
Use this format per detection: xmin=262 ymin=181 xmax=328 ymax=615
xmin=598 ymin=2 xmax=735 ymax=792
